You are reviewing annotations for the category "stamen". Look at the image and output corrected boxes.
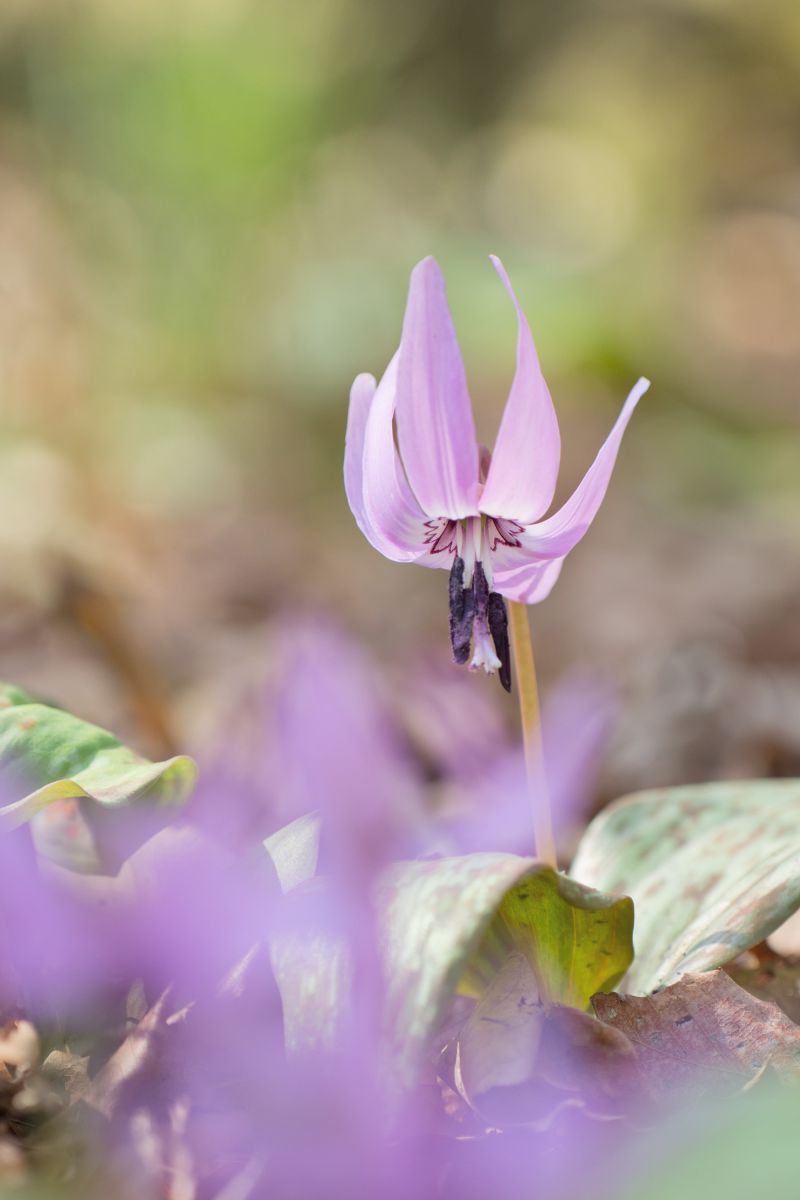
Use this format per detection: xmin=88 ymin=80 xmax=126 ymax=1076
xmin=446 ymin=549 xmax=512 ymax=691
xmin=448 ymin=556 xmax=474 ymax=665
xmin=488 ymin=592 xmax=511 ymax=693
xmin=468 ymin=563 xmax=502 ymax=677
xmin=472 ymin=559 xmax=490 ymax=613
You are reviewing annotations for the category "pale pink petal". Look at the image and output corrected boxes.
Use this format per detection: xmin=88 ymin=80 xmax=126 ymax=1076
xmin=344 ymin=372 xmax=380 ymax=541
xmin=360 ymin=353 xmax=431 ymax=561
xmin=479 ymin=256 xmax=561 ymax=524
xmin=516 ymin=377 xmax=650 ymax=559
xmin=394 ymin=257 xmax=480 ymax=519
xmin=492 ymin=556 xmax=565 ymax=604
xmin=412 ymin=545 xmax=460 ymax=572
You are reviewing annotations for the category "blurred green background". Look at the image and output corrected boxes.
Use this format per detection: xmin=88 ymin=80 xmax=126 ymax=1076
xmin=1 ymin=0 xmax=799 ymax=793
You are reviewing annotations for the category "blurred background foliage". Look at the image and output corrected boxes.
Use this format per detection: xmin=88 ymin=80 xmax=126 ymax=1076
xmin=1 ymin=0 xmax=800 ymax=797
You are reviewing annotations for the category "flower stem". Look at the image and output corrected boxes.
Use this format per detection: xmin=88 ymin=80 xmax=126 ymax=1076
xmin=508 ymin=601 xmax=557 ymax=867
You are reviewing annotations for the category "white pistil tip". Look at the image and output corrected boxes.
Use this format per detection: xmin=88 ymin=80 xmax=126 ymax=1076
xmin=469 ymin=631 xmax=502 ymax=675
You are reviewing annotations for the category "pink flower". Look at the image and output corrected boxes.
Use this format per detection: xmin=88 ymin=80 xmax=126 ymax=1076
xmin=345 ymin=256 xmax=649 ymax=688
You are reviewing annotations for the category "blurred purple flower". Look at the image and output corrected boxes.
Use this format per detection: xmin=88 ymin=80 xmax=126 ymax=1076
xmin=0 ymin=822 xmax=128 ymax=1016
xmin=393 ymin=652 xmax=513 ymax=786
xmin=432 ymin=672 xmax=615 ymax=861
xmin=345 ymin=255 xmax=648 ymax=687
xmin=272 ymin=623 xmax=425 ymax=881
xmin=0 ymin=631 xmax=637 ymax=1199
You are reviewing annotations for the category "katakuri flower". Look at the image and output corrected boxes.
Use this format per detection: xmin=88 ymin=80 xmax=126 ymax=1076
xmin=345 ymin=256 xmax=649 ymax=690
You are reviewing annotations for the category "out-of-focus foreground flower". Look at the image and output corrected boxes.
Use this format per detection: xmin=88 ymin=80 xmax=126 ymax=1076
xmin=5 ymin=628 xmax=785 ymax=1200
xmin=345 ymin=256 xmax=649 ymax=687
xmin=0 ymin=630 xmax=629 ymax=1199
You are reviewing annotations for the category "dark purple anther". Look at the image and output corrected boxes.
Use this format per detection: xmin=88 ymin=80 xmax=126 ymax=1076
xmin=448 ymin=556 xmax=474 ymax=664
xmin=488 ymin=592 xmax=511 ymax=693
xmin=472 ymin=560 xmax=489 ymax=616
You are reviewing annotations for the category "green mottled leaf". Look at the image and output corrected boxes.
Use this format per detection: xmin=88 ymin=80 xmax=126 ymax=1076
xmin=266 ymin=850 xmax=633 ymax=1083
xmin=377 ymin=854 xmax=633 ymax=1082
xmin=0 ymin=683 xmax=196 ymax=864
xmin=263 ymin=812 xmax=320 ymax=893
xmin=460 ymin=865 xmax=634 ymax=1007
xmin=572 ymin=780 xmax=800 ymax=994
xmin=269 ymin=883 xmax=349 ymax=1055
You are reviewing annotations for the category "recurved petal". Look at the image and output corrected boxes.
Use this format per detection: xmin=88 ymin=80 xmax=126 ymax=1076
xmin=394 ymin=257 xmax=480 ymax=519
xmin=492 ymin=556 xmax=565 ymax=605
xmin=479 ymin=257 xmax=561 ymax=524
xmin=518 ymin=376 xmax=650 ymax=560
xmin=360 ymin=353 xmax=431 ymax=561
xmin=344 ymin=372 xmax=379 ymax=537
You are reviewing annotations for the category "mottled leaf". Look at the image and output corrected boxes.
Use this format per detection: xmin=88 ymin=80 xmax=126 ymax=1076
xmin=378 ymin=855 xmax=633 ymax=1083
xmin=268 ymin=880 xmax=350 ymax=1055
xmin=263 ymin=816 xmax=340 ymax=1053
xmin=593 ymin=969 xmax=800 ymax=1098
xmin=267 ymin=851 xmax=632 ymax=1082
xmin=263 ymin=812 xmax=320 ymax=893
xmin=572 ymin=780 xmax=800 ymax=992
xmin=0 ymin=683 xmax=196 ymax=869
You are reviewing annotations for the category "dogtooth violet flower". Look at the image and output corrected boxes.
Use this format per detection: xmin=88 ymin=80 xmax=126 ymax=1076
xmin=345 ymin=256 xmax=649 ymax=691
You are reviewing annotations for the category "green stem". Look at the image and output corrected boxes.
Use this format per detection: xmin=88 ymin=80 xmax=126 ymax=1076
xmin=508 ymin=601 xmax=557 ymax=867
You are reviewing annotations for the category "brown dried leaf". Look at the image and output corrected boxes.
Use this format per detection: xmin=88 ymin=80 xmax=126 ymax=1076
xmin=454 ymin=952 xmax=544 ymax=1109
xmin=41 ymin=1048 xmax=90 ymax=1105
xmin=86 ymin=991 xmax=171 ymax=1119
xmin=0 ymin=1020 xmax=39 ymax=1077
xmin=535 ymin=1005 xmax=643 ymax=1110
xmin=592 ymin=969 xmax=800 ymax=1099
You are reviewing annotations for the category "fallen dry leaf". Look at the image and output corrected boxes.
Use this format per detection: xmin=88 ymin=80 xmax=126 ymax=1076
xmin=41 ymin=1048 xmax=90 ymax=1105
xmin=592 ymin=969 xmax=800 ymax=1098
xmin=535 ymin=1005 xmax=643 ymax=1112
xmin=0 ymin=1020 xmax=39 ymax=1077
xmin=454 ymin=953 xmax=642 ymax=1124
xmin=454 ymin=952 xmax=543 ymax=1111
xmin=86 ymin=991 xmax=172 ymax=1120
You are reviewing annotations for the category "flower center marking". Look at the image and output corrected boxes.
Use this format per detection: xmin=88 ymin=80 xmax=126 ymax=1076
xmin=441 ymin=515 xmax=513 ymax=690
